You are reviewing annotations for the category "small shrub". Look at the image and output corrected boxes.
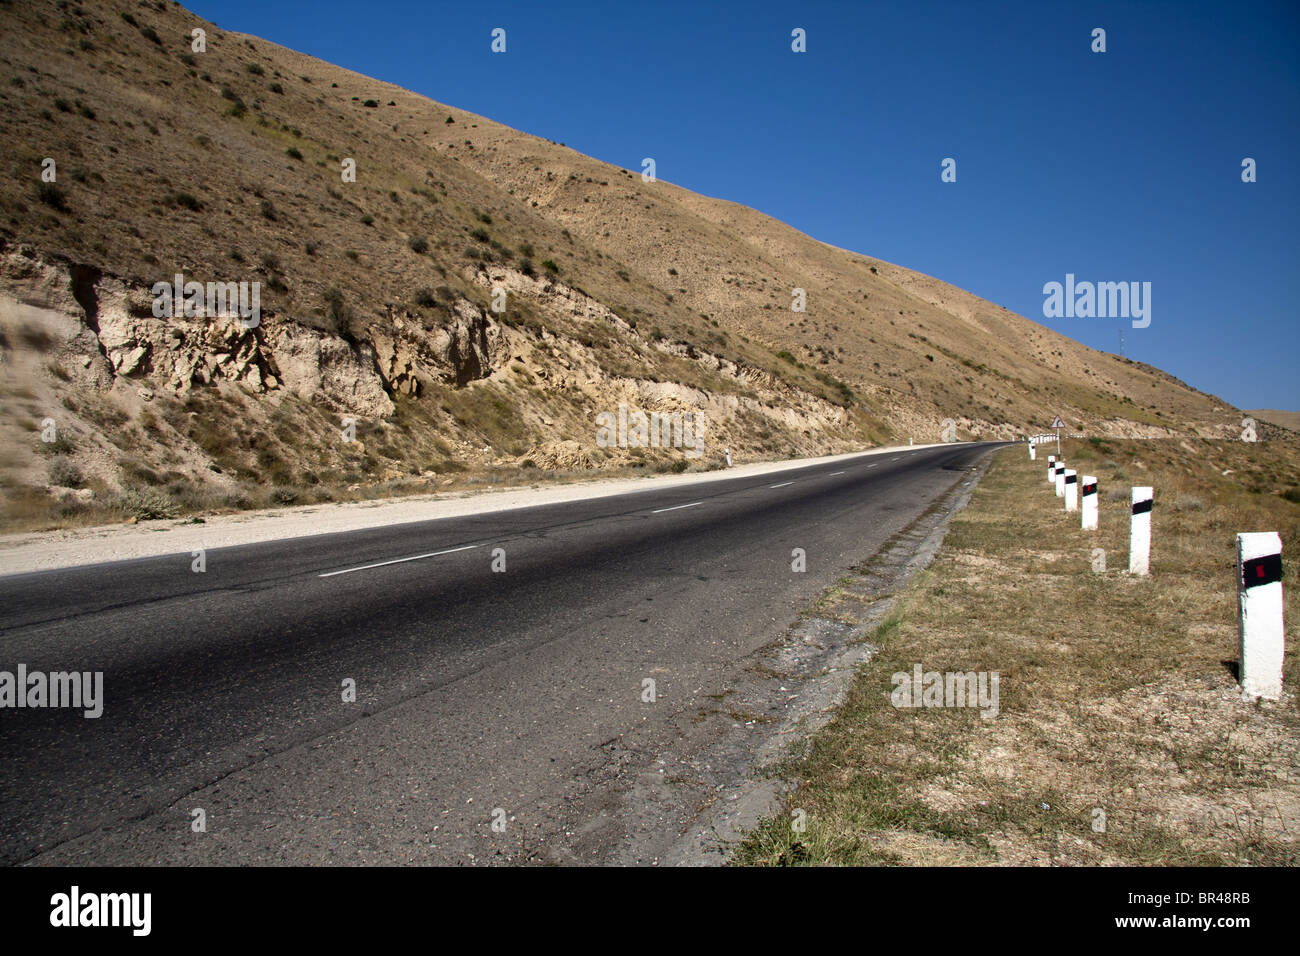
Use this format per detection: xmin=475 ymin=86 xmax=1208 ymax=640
xmin=414 ymin=288 xmax=436 ymax=307
xmin=407 ymin=235 xmax=428 ymax=254
xmin=246 ymin=62 xmax=264 ymax=75
xmin=541 ymin=259 xmax=559 ymax=274
xmin=36 ymin=182 xmax=68 ymax=211
xmin=259 ymin=198 xmax=277 ymax=220
xmin=324 ymin=287 xmax=347 ymax=328
xmin=47 ymin=457 xmax=84 ymax=488
xmin=139 ymin=26 xmax=161 ymax=45
xmin=360 ymin=213 xmax=374 ymax=225
xmin=167 ymin=191 xmax=202 ymax=211
xmin=363 ymin=99 xmax=378 ymax=108
xmin=285 ymin=146 xmax=302 ymax=160
xmin=118 ymin=487 xmax=178 ymax=521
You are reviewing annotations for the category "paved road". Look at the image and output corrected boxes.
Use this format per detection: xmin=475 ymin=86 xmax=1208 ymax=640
xmin=0 ymin=441 xmax=1006 ymax=865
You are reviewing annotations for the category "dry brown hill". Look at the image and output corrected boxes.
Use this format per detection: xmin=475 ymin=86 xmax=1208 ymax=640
xmin=1248 ymin=410 xmax=1300 ymax=433
xmin=0 ymin=0 xmax=1249 ymax=530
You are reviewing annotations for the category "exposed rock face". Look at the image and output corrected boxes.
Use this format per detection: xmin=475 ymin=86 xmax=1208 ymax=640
xmin=0 ymin=246 xmax=457 ymax=418
xmin=374 ymin=298 xmax=509 ymax=395
xmin=269 ymin=323 xmax=394 ymax=418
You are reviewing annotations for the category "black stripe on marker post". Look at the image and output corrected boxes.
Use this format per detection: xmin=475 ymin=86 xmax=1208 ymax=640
xmin=1066 ymin=474 xmax=1077 ymax=484
xmin=1082 ymin=482 xmax=1097 ymax=496
xmin=1131 ymin=499 xmax=1153 ymax=515
xmin=1242 ymin=553 xmax=1283 ymax=590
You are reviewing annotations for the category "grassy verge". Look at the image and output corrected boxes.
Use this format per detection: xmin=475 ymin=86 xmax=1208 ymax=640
xmin=733 ymin=436 xmax=1300 ymax=865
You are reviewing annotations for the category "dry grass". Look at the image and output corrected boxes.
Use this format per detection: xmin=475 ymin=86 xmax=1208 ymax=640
xmin=733 ymin=437 xmax=1300 ymax=866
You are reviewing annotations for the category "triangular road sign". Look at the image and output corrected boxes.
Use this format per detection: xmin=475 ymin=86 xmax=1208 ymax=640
xmin=1051 ymin=416 xmax=1064 ymax=429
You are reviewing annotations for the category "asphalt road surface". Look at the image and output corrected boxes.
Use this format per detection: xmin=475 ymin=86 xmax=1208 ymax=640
xmin=0 ymin=441 xmax=1006 ymax=865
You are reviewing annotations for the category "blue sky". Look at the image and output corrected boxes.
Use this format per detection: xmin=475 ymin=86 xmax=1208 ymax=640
xmin=189 ymin=0 xmax=1300 ymax=411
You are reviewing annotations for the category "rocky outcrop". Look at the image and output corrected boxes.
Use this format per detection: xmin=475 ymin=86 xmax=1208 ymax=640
xmin=374 ymin=298 xmax=509 ymax=395
xmin=0 ymin=246 xmax=516 ymax=419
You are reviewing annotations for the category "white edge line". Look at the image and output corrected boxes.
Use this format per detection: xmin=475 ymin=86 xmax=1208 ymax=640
xmin=769 ymin=481 xmax=794 ymax=488
xmin=651 ymin=501 xmax=703 ymax=514
xmin=320 ymin=544 xmax=480 ymax=578
xmin=829 ymin=471 xmax=845 ymax=476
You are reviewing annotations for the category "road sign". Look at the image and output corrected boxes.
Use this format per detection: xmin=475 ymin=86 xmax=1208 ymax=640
xmin=1050 ymin=416 xmax=1064 ymax=429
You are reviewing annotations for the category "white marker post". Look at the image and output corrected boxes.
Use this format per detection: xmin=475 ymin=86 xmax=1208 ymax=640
xmin=1055 ymin=463 xmax=1066 ymax=498
xmin=1129 ymin=487 xmax=1153 ymax=575
xmin=1029 ymin=441 xmax=1036 ymax=460
xmin=1081 ymin=475 xmax=1098 ymax=530
xmin=1064 ymin=469 xmax=1078 ymax=512
xmin=1047 ymin=455 xmax=1056 ymax=484
xmin=1236 ymin=532 xmax=1284 ymax=700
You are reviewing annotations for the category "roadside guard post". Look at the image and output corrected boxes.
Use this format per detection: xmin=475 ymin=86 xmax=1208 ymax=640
xmin=1081 ymin=475 xmax=1098 ymax=530
xmin=1029 ymin=441 xmax=1036 ymax=461
xmin=1047 ymin=454 xmax=1056 ymax=484
xmin=1129 ymin=487 xmax=1153 ymax=575
xmin=1055 ymin=462 xmax=1066 ymax=498
xmin=1236 ymin=532 xmax=1284 ymax=700
xmin=1064 ymin=469 xmax=1078 ymax=512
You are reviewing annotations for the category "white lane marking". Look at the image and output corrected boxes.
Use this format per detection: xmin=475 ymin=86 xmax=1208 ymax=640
xmin=319 ymin=544 xmax=480 ymax=578
xmin=866 ymin=463 xmax=877 ymax=468
xmin=651 ymin=501 xmax=703 ymax=514
xmin=829 ymin=471 xmax=845 ymax=476
xmin=890 ymin=457 xmax=899 ymax=461
xmin=769 ymin=481 xmax=794 ymax=488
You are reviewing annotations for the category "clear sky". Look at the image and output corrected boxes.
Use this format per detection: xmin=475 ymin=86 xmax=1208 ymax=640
xmin=188 ymin=0 xmax=1300 ymax=411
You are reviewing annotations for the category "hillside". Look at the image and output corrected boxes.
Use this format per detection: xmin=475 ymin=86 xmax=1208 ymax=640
xmin=0 ymin=0 xmax=1251 ymax=530
xmin=1248 ymin=410 xmax=1300 ymax=433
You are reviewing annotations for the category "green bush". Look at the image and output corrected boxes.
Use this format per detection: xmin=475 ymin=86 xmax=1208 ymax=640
xmin=407 ymin=235 xmax=428 ymax=254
